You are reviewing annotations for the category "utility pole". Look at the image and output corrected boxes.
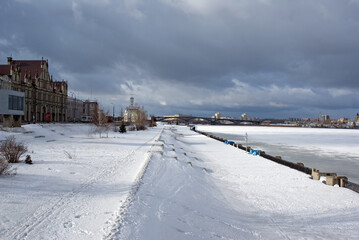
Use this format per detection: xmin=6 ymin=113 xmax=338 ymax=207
xmin=245 ymin=132 xmax=248 ymax=152
xmin=70 ymin=91 xmax=76 ymax=122
xmin=111 ymin=102 xmax=115 ymax=119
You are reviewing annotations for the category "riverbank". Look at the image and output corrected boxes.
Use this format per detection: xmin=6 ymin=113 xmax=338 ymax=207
xmin=115 ymin=125 xmax=359 ymax=239
xmin=196 ymin=125 xmax=359 ymax=185
xmin=194 ymin=129 xmax=359 ymax=193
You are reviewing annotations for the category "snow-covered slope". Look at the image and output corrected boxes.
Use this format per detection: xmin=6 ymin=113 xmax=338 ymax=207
xmin=114 ymin=125 xmax=359 ymax=239
xmin=0 ymin=124 xmax=162 ymax=239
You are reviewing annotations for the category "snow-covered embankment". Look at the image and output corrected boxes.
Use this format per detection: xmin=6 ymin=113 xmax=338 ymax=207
xmin=114 ymin=125 xmax=359 ymax=239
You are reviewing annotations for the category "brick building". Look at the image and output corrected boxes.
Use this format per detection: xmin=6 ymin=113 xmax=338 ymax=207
xmin=0 ymin=57 xmax=68 ymax=123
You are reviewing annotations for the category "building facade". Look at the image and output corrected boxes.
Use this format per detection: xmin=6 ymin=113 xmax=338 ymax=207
xmin=67 ymin=97 xmax=84 ymax=122
xmin=0 ymin=75 xmax=25 ymax=127
xmin=0 ymin=57 xmax=68 ymax=123
xmin=82 ymin=100 xmax=99 ymax=121
xmin=123 ymin=97 xmax=146 ymax=124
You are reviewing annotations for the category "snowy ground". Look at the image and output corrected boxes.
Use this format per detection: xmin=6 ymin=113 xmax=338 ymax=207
xmin=0 ymin=123 xmax=162 ymax=239
xmin=196 ymin=125 xmax=359 ymax=184
xmin=1 ymin=124 xmax=359 ymax=239
xmin=114 ymin=125 xmax=359 ymax=239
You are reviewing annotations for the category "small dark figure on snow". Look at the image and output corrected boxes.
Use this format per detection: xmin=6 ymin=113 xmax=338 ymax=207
xmin=25 ymin=155 xmax=33 ymax=164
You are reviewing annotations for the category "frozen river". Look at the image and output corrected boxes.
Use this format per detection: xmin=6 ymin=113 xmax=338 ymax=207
xmin=196 ymin=125 xmax=359 ymax=184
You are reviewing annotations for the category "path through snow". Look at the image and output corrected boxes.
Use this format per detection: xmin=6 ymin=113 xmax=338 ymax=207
xmin=0 ymin=124 xmax=163 ymax=239
xmin=112 ymin=125 xmax=359 ymax=239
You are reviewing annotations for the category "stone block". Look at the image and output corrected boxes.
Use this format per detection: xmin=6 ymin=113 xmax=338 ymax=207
xmin=326 ymin=176 xmax=339 ymax=186
xmin=337 ymin=176 xmax=348 ymax=187
xmin=312 ymin=169 xmax=320 ymax=180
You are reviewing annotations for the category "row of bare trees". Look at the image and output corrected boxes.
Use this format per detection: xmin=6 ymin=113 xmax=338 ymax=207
xmin=91 ymin=108 xmax=153 ymax=137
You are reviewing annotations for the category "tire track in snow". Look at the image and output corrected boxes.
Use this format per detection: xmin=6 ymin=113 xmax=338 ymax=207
xmin=3 ymin=129 xmax=163 ymax=240
xmin=105 ymin=127 xmax=164 ymax=239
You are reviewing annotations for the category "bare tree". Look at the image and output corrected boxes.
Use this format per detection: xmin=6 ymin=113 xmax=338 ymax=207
xmin=92 ymin=110 xmax=110 ymax=138
xmin=0 ymin=136 xmax=28 ymax=163
xmin=135 ymin=107 xmax=148 ymax=131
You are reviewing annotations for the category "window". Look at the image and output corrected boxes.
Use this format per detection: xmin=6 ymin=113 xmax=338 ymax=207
xmin=9 ymin=95 xmax=24 ymax=111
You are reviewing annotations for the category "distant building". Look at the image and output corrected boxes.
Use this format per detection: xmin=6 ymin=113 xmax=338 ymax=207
xmin=338 ymin=118 xmax=348 ymax=123
xmin=82 ymin=100 xmax=98 ymax=120
xmin=123 ymin=97 xmax=146 ymax=124
xmin=0 ymin=57 xmax=68 ymax=123
xmin=322 ymin=115 xmax=330 ymax=121
xmin=0 ymin=75 xmax=25 ymax=127
xmin=240 ymin=113 xmax=248 ymax=120
xmin=212 ymin=112 xmax=221 ymax=119
xmin=67 ymin=97 xmax=83 ymax=122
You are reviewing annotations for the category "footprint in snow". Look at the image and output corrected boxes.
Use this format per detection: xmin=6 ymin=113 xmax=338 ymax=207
xmin=63 ymin=221 xmax=74 ymax=228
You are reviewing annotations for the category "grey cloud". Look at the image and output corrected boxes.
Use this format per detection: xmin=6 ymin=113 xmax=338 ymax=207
xmin=1 ymin=0 xmax=359 ymax=118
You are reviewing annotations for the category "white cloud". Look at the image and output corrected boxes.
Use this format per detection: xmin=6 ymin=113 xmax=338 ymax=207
xmin=72 ymin=1 xmax=83 ymax=23
xmin=328 ymin=89 xmax=352 ymax=97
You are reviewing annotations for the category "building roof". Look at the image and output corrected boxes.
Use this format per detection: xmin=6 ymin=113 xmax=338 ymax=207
xmin=14 ymin=60 xmax=48 ymax=81
xmin=0 ymin=60 xmax=48 ymax=81
xmin=0 ymin=65 xmax=10 ymax=75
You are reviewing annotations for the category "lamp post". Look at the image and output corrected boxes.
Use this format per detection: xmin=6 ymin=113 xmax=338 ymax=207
xmin=111 ymin=102 xmax=115 ymax=120
xmin=70 ymin=91 xmax=76 ymax=122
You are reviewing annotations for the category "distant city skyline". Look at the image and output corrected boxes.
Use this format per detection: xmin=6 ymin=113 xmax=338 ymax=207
xmin=1 ymin=0 xmax=358 ymax=119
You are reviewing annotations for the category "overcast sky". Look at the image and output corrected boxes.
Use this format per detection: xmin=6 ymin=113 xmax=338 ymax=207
xmin=1 ymin=0 xmax=359 ymax=119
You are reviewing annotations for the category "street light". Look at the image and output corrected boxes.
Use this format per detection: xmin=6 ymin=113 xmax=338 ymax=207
xmin=70 ymin=91 xmax=76 ymax=122
xmin=111 ymin=102 xmax=115 ymax=120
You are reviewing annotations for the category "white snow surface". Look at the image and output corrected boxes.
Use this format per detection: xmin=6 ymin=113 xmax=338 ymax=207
xmin=0 ymin=123 xmax=162 ymax=239
xmin=196 ymin=125 xmax=359 ymax=184
xmin=1 ymin=124 xmax=359 ymax=239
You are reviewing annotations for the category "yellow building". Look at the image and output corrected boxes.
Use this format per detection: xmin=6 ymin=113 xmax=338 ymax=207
xmin=123 ymin=97 xmax=146 ymax=124
xmin=0 ymin=57 xmax=68 ymax=123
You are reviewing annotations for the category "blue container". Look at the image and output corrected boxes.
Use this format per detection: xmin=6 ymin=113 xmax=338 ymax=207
xmin=225 ymin=140 xmax=234 ymax=145
xmin=250 ymin=150 xmax=261 ymax=156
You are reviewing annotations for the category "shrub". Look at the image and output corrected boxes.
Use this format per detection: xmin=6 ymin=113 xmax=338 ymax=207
xmin=136 ymin=124 xmax=147 ymax=131
xmin=128 ymin=125 xmax=136 ymax=131
xmin=119 ymin=122 xmax=127 ymax=133
xmin=0 ymin=157 xmax=11 ymax=175
xmin=0 ymin=136 xmax=28 ymax=163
